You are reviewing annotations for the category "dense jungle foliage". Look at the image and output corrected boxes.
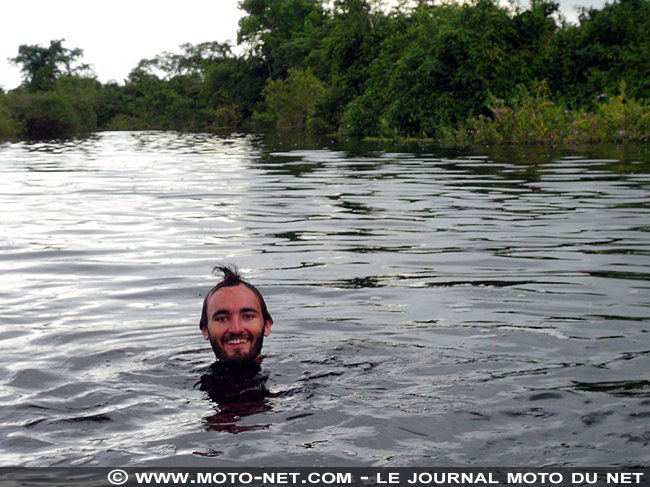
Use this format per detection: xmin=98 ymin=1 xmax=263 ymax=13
xmin=1 ymin=0 xmax=649 ymax=145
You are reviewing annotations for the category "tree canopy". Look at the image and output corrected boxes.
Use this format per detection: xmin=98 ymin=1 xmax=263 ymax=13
xmin=9 ymin=39 xmax=92 ymax=92
xmin=1 ymin=0 xmax=649 ymax=142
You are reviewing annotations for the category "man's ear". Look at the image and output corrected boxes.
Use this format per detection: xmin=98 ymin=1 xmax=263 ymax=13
xmin=201 ymin=327 xmax=209 ymax=340
xmin=263 ymin=319 xmax=273 ymax=337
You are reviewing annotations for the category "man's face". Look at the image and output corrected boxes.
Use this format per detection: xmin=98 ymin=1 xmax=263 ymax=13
xmin=202 ymin=284 xmax=272 ymax=365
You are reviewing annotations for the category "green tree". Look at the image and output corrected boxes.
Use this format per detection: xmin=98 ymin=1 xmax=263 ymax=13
xmin=340 ymin=0 xmax=561 ymax=137
xmin=555 ymin=0 xmax=650 ymax=106
xmin=202 ymin=55 xmax=267 ymax=127
xmin=310 ymin=0 xmax=394 ymax=129
xmin=129 ymin=41 xmax=233 ymax=80
xmin=238 ymin=0 xmax=326 ymax=78
xmin=113 ymin=42 xmax=248 ymax=131
xmin=9 ymin=39 xmax=92 ymax=92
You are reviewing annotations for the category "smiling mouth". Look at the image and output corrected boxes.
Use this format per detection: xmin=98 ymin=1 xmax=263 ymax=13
xmin=224 ymin=335 xmax=251 ymax=345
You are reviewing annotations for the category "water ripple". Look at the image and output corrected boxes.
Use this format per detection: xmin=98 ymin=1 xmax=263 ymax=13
xmin=0 ymin=132 xmax=649 ymax=466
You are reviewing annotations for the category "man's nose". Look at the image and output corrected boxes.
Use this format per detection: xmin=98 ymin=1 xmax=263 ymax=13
xmin=229 ymin=315 xmax=245 ymax=333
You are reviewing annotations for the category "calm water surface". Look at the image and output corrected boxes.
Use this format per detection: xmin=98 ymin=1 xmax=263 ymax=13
xmin=0 ymin=131 xmax=649 ymax=466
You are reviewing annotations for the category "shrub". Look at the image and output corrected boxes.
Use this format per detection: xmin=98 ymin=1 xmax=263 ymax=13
xmin=0 ymin=93 xmax=23 ymax=140
xmin=4 ymin=76 xmax=99 ymax=139
xmin=261 ymin=68 xmax=326 ymax=130
xmin=7 ymin=91 xmax=83 ymax=139
xmin=104 ymin=114 xmax=150 ymax=131
xmin=439 ymin=81 xmax=650 ymax=146
xmin=208 ymin=104 xmax=243 ymax=129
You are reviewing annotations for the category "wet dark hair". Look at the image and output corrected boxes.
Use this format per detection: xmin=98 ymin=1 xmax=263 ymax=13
xmin=199 ymin=264 xmax=272 ymax=329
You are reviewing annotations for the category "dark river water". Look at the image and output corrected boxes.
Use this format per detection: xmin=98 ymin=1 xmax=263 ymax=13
xmin=1 ymin=131 xmax=649 ymax=467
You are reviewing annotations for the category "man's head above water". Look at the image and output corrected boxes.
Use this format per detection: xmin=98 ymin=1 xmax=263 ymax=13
xmin=199 ymin=265 xmax=273 ymax=365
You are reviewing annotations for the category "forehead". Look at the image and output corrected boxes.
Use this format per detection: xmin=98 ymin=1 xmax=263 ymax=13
xmin=207 ymin=284 xmax=262 ymax=313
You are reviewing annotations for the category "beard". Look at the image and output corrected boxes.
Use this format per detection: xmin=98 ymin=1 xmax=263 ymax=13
xmin=209 ymin=331 xmax=265 ymax=365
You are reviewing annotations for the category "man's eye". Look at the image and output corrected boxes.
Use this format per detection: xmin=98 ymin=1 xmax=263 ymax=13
xmin=214 ymin=316 xmax=227 ymax=323
xmin=243 ymin=314 xmax=255 ymax=320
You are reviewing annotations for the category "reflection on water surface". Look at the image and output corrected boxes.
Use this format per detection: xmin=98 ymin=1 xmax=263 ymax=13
xmin=199 ymin=362 xmax=277 ymax=434
xmin=0 ymin=132 xmax=649 ymax=466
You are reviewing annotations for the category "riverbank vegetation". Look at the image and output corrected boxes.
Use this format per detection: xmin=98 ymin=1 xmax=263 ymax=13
xmin=1 ymin=0 xmax=648 ymax=145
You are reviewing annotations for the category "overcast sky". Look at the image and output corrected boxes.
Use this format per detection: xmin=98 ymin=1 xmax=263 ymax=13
xmin=1 ymin=0 xmax=607 ymax=91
